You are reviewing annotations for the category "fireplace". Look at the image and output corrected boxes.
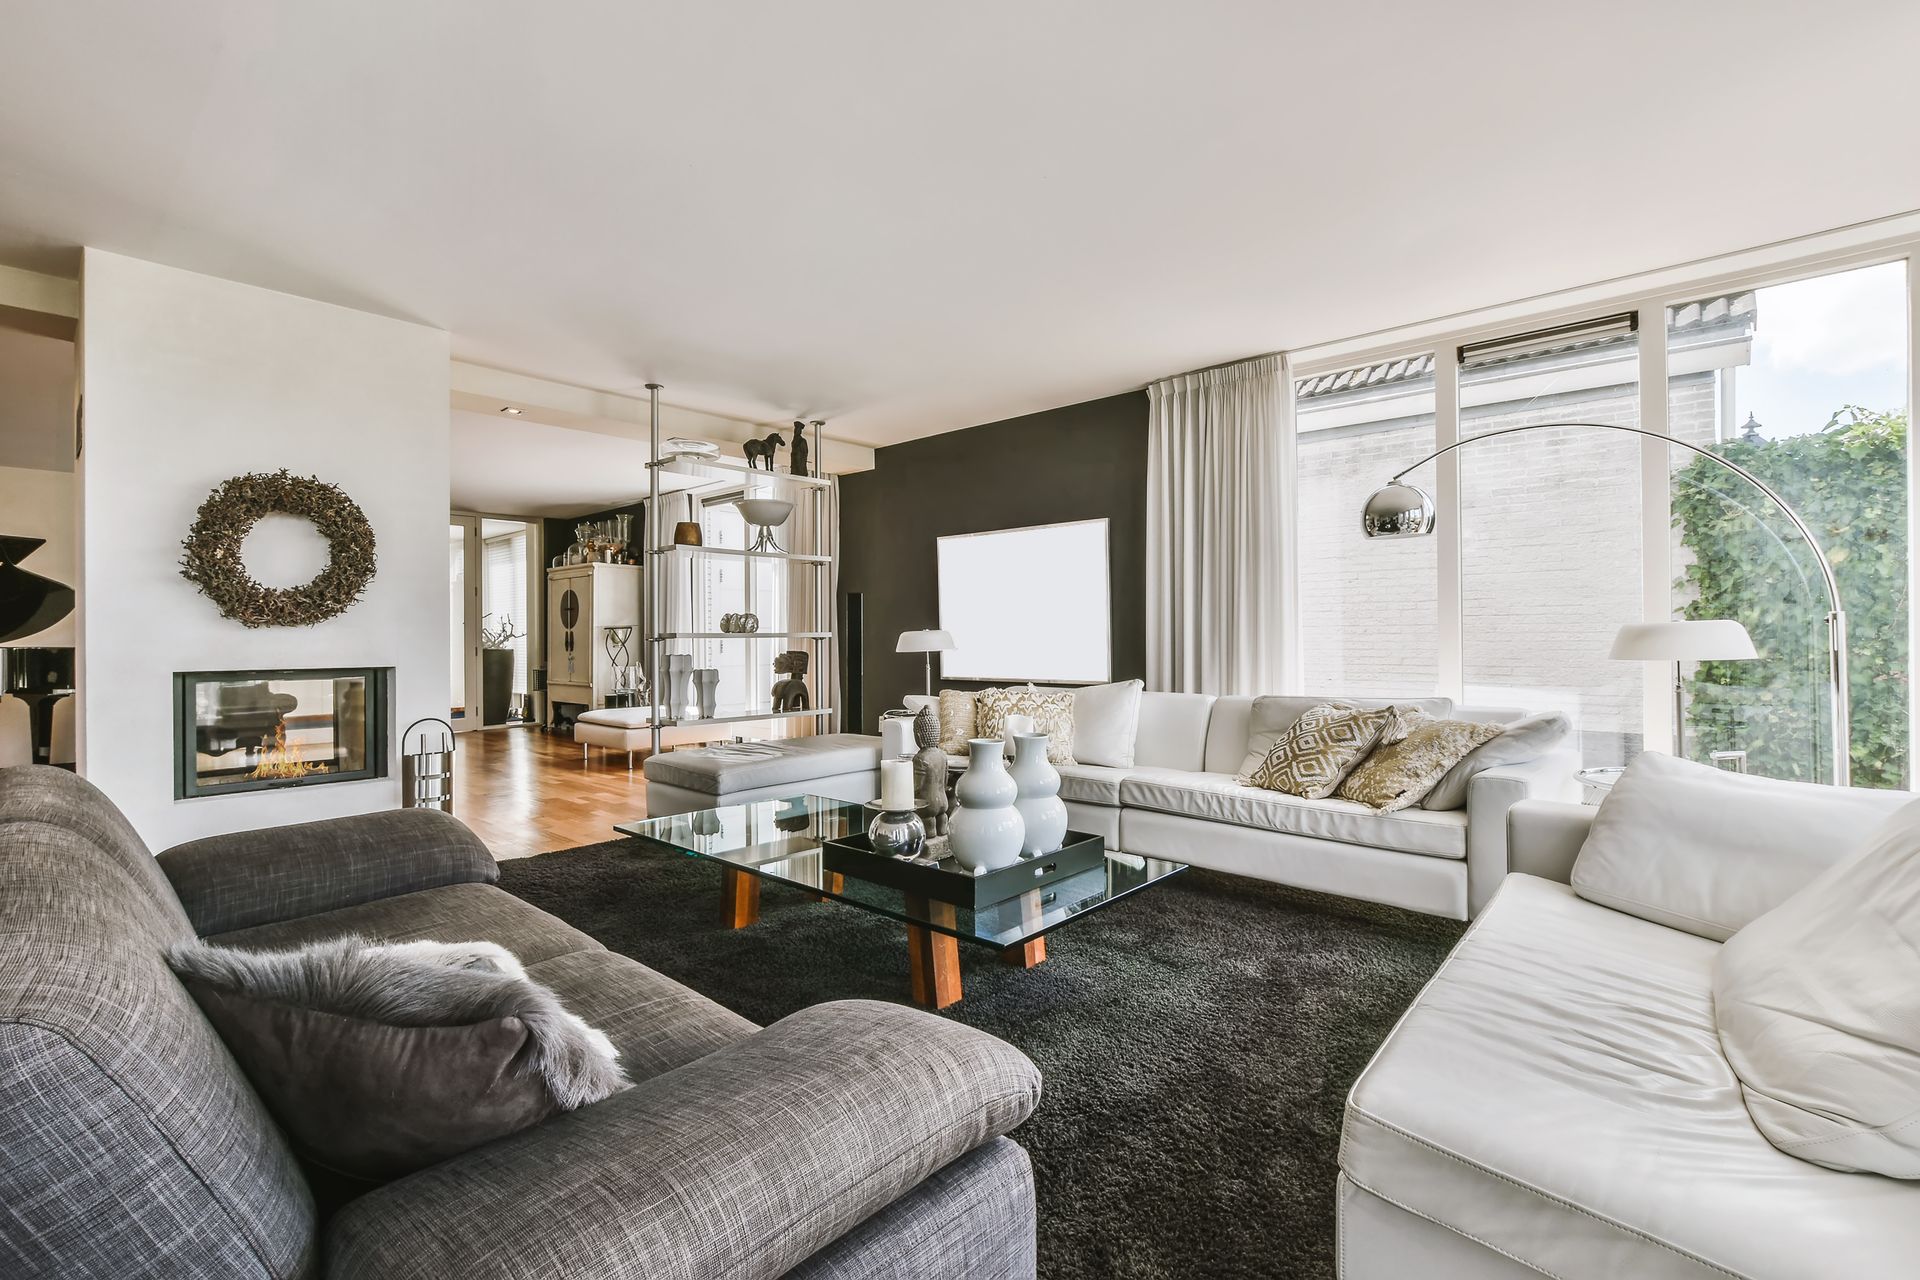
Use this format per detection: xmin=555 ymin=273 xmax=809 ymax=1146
xmin=174 ymin=668 xmax=390 ymax=799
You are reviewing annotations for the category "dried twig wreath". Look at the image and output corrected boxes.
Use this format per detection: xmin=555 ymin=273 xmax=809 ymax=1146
xmin=179 ymin=470 xmax=377 ymax=627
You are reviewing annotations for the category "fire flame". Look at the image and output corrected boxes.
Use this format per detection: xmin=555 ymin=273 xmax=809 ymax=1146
xmin=249 ymin=722 xmax=331 ymax=781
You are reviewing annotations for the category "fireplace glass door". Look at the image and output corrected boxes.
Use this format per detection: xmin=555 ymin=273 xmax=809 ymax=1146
xmin=175 ymin=668 xmax=389 ymax=798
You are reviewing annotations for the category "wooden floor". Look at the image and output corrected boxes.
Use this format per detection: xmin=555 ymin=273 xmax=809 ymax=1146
xmin=453 ymin=725 xmax=653 ymax=860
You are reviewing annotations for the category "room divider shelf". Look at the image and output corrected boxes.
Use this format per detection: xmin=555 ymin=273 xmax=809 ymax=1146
xmin=641 ymin=385 xmax=837 ymax=755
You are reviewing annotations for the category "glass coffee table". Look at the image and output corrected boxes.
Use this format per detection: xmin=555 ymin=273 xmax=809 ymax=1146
xmin=615 ymin=795 xmax=1187 ymax=1009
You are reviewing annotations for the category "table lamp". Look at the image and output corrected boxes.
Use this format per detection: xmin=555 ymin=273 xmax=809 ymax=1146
xmin=896 ymin=629 xmax=954 ymax=698
xmin=1610 ymin=620 xmax=1757 ymax=759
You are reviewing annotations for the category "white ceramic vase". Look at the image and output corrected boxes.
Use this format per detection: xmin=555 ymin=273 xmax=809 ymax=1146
xmin=1009 ymin=732 xmax=1067 ymax=855
xmin=947 ymin=738 xmax=1025 ymax=873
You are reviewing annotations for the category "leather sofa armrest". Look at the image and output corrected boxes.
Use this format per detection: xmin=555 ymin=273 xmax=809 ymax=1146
xmin=1506 ymin=798 xmax=1595 ymax=885
xmin=157 ymin=808 xmax=498 ymax=936
xmin=325 ymin=1000 xmax=1042 ymax=1280
xmin=1464 ymin=748 xmax=1581 ymax=917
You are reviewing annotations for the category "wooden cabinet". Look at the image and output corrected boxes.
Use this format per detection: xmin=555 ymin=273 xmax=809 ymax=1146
xmin=545 ymin=563 xmax=641 ymax=720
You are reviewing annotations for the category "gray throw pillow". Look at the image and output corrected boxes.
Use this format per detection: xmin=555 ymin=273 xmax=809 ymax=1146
xmin=1419 ymin=711 xmax=1571 ymax=811
xmin=169 ymin=937 xmax=628 ymax=1183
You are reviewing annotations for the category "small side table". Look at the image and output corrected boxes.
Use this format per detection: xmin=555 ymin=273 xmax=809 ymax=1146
xmin=1575 ymin=766 xmax=1626 ymax=806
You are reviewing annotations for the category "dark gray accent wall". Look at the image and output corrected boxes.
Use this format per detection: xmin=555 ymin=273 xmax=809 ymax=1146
xmin=838 ymin=391 xmax=1148 ymax=731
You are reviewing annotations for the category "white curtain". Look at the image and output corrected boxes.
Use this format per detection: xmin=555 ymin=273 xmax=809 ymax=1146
xmin=1146 ymin=353 xmax=1296 ymax=695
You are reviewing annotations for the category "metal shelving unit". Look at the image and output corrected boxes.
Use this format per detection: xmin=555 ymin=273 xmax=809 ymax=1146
xmin=643 ymin=384 xmax=835 ymax=751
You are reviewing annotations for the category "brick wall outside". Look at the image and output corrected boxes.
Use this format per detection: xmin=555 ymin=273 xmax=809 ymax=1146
xmin=1297 ymin=369 xmax=1719 ymax=764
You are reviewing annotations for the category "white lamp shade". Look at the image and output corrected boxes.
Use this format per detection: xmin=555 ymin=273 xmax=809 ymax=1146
xmin=896 ymin=629 xmax=955 ymax=654
xmin=1610 ymin=620 xmax=1758 ymax=663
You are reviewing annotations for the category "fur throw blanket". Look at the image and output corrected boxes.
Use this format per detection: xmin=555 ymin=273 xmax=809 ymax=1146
xmin=169 ymin=936 xmax=628 ymax=1109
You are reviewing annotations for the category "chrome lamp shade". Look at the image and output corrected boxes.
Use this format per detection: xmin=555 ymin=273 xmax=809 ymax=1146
xmin=1361 ymin=482 xmax=1436 ymax=539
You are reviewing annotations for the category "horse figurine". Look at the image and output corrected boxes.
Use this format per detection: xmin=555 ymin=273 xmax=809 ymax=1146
xmin=743 ymin=430 xmax=785 ymax=471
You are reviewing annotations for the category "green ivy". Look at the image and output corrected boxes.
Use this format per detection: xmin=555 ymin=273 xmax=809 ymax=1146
xmin=1671 ymin=406 xmax=1909 ymax=788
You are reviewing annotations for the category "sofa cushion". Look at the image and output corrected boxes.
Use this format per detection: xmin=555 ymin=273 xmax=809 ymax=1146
xmin=1234 ymin=694 xmax=1453 ymax=779
xmin=1713 ymin=799 xmax=1920 ymax=1177
xmin=974 ymin=685 xmax=1076 ymax=764
xmin=210 ymin=881 xmax=603 ymax=967
xmin=524 ymin=949 xmax=757 ymax=1084
xmin=937 ymin=688 xmax=980 ymax=756
xmin=170 ymin=937 xmax=629 ymax=1184
xmin=1420 ymin=710 xmax=1571 ymax=811
xmin=1341 ymin=874 xmax=1920 ymax=1280
xmin=1054 ymin=762 xmax=1131 ymax=807
xmin=1118 ymin=768 xmax=1467 ymax=859
xmin=1336 ymin=714 xmax=1503 ymax=812
xmin=1133 ymin=691 xmax=1216 ymax=771
xmin=1071 ymin=679 xmax=1144 ymax=768
xmin=641 ymin=734 xmax=881 ymax=795
xmin=1571 ymin=752 xmax=1910 ymax=940
xmin=1243 ymin=703 xmax=1393 ymax=799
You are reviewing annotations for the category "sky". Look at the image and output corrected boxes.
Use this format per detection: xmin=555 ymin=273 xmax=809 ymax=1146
xmin=1734 ymin=261 xmax=1909 ymax=439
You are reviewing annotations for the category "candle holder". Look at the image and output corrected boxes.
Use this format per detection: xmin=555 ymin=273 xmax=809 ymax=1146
xmin=867 ymin=803 xmax=927 ymax=860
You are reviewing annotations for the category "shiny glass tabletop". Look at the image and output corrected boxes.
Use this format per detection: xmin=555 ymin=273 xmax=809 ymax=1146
xmin=615 ymin=794 xmax=1187 ymax=949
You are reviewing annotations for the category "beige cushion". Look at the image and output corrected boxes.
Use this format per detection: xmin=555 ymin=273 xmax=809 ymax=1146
xmin=974 ymin=685 xmax=1076 ymax=764
xmin=937 ymin=688 xmax=980 ymax=756
xmin=1713 ymin=799 xmax=1920 ymax=1177
xmin=1337 ymin=714 xmax=1503 ymax=812
xmin=1571 ymin=752 xmax=1910 ymax=941
xmin=1243 ymin=703 xmax=1392 ymax=800
xmin=1420 ymin=711 xmax=1571 ymax=811
xmin=1235 ymin=694 xmax=1453 ymax=779
xmin=1118 ymin=769 xmax=1466 ymax=858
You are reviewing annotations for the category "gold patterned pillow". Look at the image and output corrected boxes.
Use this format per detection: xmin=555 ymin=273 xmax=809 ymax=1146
xmin=1244 ymin=703 xmax=1392 ymax=799
xmin=1336 ymin=713 xmax=1503 ymax=812
xmin=937 ymin=689 xmax=982 ymax=757
xmin=973 ymin=684 xmax=1076 ymax=764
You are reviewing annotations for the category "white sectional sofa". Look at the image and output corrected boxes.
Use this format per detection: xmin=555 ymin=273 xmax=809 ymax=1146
xmin=912 ymin=690 xmax=1577 ymax=921
xmin=1340 ymin=772 xmax=1920 ymax=1279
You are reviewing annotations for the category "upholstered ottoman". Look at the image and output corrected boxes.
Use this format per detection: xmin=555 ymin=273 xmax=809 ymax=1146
xmin=573 ymin=707 xmax=657 ymax=768
xmin=642 ymin=734 xmax=883 ymax=815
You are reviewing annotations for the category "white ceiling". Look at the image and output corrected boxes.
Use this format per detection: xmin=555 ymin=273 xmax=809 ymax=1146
xmin=2 ymin=2 xmax=1918 ymax=448
xmin=451 ymin=410 xmax=702 ymax=518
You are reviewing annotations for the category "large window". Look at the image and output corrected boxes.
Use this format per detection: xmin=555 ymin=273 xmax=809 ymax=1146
xmin=1666 ymin=263 xmax=1910 ymax=785
xmin=1290 ymin=253 xmax=1914 ymax=788
xmin=1295 ymin=357 xmax=1439 ymax=697
xmin=1460 ymin=318 xmax=1643 ymax=767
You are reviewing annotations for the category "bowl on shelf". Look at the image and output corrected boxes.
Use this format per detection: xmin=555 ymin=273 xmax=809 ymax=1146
xmin=735 ymin=497 xmax=795 ymax=552
xmin=664 ymin=438 xmax=721 ymax=460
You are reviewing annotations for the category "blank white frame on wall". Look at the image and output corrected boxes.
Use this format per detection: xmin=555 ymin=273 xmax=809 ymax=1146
xmin=937 ymin=519 xmax=1111 ymax=684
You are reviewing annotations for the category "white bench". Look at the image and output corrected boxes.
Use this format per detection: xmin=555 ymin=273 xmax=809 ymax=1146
xmin=640 ymin=734 xmax=882 ymax=815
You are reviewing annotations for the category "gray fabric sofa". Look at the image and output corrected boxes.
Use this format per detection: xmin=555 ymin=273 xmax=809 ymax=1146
xmin=0 ymin=765 xmax=1041 ymax=1279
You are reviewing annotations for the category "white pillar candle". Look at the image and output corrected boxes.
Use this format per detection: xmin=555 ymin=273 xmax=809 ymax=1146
xmin=1003 ymin=714 xmax=1036 ymax=759
xmin=880 ymin=716 xmax=915 ymax=759
xmin=880 ymin=758 xmax=915 ymax=811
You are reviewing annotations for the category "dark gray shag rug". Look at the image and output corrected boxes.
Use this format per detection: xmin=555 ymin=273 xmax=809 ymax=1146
xmin=498 ymin=841 xmax=1464 ymax=1280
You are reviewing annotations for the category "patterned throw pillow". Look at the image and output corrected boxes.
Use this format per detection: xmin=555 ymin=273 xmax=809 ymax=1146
xmin=1244 ymin=703 xmax=1392 ymax=799
xmin=974 ymin=684 xmax=1076 ymax=764
xmin=1336 ymin=712 xmax=1504 ymax=812
xmin=937 ymin=689 xmax=981 ymax=756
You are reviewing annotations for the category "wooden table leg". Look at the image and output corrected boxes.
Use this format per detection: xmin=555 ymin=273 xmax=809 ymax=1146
xmin=721 ymin=866 xmax=760 ymax=929
xmin=810 ymin=870 xmax=845 ymax=903
xmin=1000 ymin=937 xmax=1047 ymax=968
xmin=905 ymin=895 xmax=962 ymax=1009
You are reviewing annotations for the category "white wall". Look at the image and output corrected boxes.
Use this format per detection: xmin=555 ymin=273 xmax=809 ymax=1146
xmin=79 ymin=250 xmax=450 ymax=847
xmin=0 ymin=466 xmax=75 ymax=647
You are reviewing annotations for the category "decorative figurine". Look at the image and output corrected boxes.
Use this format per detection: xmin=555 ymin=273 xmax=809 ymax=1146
xmin=771 ymin=649 xmax=810 ymax=711
xmin=911 ymin=706 xmax=950 ymax=837
xmin=743 ymin=429 xmax=785 ymax=471
xmin=789 ymin=420 xmax=811 ymax=478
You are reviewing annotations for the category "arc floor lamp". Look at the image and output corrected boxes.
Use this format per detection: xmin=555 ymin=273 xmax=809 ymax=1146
xmin=1361 ymin=421 xmax=1852 ymax=787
